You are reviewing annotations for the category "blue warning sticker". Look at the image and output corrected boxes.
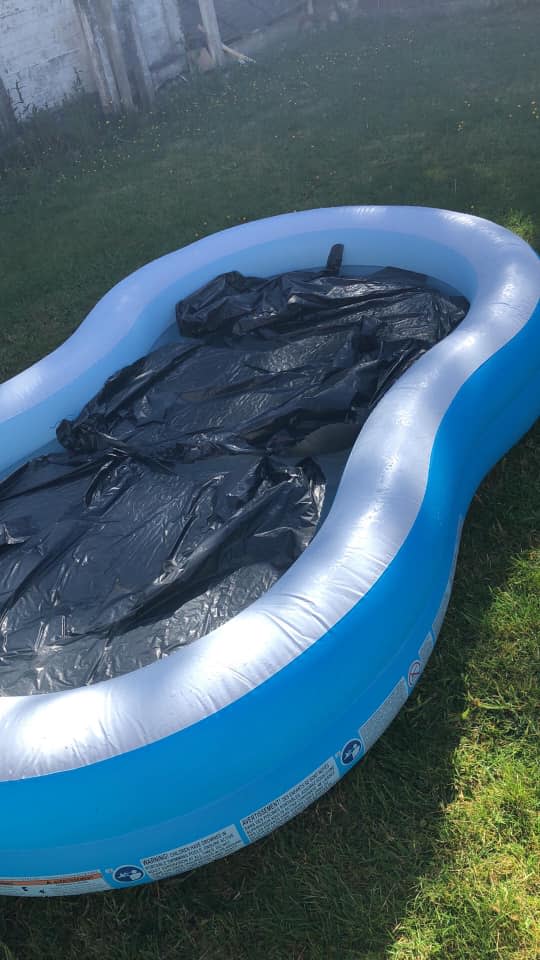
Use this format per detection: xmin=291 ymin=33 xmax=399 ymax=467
xmin=113 ymin=865 xmax=145 ymax=884
xmin=340 ymin=738 xmax=363 ymax=765
xmin=407 ymin=660 xmax=422 ymax=688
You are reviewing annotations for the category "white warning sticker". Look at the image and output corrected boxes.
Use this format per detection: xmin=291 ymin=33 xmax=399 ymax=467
xmin=359 ymin=677 xmax=408 ymax=752
xmin=240 ymin=758 xmax=339 ymax=843
xmin=419 ymin=631 xmax=434 ymax=666
xmin=0 ymin=871 xmax=109 ymax=897
xmin=433 ymin=517 xmax=464 ymax=638
xmin=141 ymin=825 xmax=244 ymax=880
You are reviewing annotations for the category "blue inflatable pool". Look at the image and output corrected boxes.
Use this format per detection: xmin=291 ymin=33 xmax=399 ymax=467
xmin=0 ymin=206 xmax=538 ymax=897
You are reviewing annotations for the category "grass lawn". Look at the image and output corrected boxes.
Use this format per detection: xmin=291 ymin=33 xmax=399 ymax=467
xmin=0 ymin=1 xmax=538 ymax=957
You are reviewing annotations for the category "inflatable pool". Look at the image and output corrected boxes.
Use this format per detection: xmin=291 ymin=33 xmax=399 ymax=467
xmin=0 ymin=206 xmax=538 ymax=897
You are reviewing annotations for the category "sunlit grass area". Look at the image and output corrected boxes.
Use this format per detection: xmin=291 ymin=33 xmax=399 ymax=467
xmin=0 ymin=1 xmax=538 ymax=957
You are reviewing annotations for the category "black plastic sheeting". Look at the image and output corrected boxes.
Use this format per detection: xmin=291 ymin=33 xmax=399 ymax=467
xmin=0 ymin=250 xmax=468 ymax=695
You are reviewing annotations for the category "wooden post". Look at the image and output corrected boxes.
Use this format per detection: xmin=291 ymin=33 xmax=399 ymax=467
xmin=75 ymin=0 xmax=117 ymax=112
xmin=98 ymin=0 xmax=135 ymax=110
xmin=120 ymin=1 xmax=155 ymax=109
xmin=75 ymin=0 xmax=135 ymax=112
xmin=0 ymin=72 xmax=17 ymax=138
xmin=197 ymin=0 xmax=225 ymax=67
xmin=75 ymin=0 xmax=122 ymax=112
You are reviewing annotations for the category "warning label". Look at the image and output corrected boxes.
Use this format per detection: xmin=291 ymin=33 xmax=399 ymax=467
xmin=433 ymin=517 xmax=464 ymax=638
xmin=141 ymin=826 xmax=244 ymax=880
xmin=240 ymin=758 xmax=339 ymax=843
xmin=359 ymin=677 xmax=408 ymax=753
xmin=419 ymin=632 xmax=434 ymax=666
xmin=0 ymin=871 xmax=108 ymax=897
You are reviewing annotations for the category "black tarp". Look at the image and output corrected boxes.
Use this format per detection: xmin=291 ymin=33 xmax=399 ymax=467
xmin=0 ymin=251 xmax=468 ymax=695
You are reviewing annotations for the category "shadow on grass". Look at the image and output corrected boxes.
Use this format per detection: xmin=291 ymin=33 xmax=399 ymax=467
xmin=0 ymin=423 xmax=537 ymax=960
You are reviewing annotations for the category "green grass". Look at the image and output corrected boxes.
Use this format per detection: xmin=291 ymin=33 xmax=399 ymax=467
xmin=0 ymin=2 xmax=538 ymax=958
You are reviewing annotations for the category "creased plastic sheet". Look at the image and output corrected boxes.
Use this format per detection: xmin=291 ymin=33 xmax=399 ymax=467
xmin=0 ymin=252 xmax=467 ymax=695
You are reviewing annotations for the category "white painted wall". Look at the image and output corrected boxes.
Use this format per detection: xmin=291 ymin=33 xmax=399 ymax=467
xmin=132 ymin=0 xmax=186 ymax=87
xmin=0 ymin=0 xmax=186 ymax=118
xmin=0 ymin=0 xmax=94 ymax=116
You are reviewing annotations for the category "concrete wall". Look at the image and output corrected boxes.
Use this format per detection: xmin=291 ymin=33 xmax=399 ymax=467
xmin=126 ymin=0 xmax=186 ymax=86
xmin=0 ymin=0 xmax=302 ymax=119
xmin=0 ymin=0 xmax=517 ymax=123
xmin=0 ymin=0 xmax=187 ymax=119
xmin=0 ymin=0 xmax=94 ymax=116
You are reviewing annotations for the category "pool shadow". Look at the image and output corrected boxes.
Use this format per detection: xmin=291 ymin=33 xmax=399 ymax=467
xmin=0 ymin=424 xmax=537 ymax=960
